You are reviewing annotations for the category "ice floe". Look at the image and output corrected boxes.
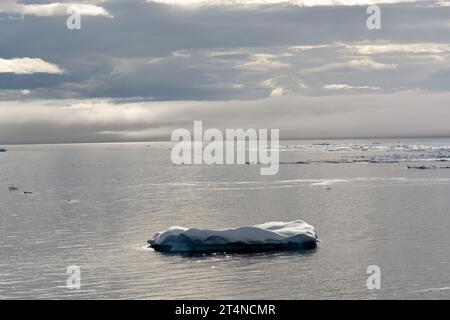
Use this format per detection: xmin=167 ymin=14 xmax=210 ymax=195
xmin=148 ymin=220 xmax=318 ymax=253
xmin=407 ymin=165 xmax=450 ymax=170
xmin=280 ymin=143 xmax=450 ymax=153
xmin=278 ymin=142 xmax=450 ymax=165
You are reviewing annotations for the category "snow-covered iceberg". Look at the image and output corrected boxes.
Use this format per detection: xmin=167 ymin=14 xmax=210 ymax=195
xmin=148 ymin=220 xmax=318 ymax=253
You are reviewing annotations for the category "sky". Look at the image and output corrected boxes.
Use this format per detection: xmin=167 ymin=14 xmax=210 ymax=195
xmin=0 ymin=0 xmax=450 ymax=144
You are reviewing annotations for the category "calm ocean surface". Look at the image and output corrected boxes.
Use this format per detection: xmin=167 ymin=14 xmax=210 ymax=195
xmin=1 ymin=139 xmax=450 ymax=299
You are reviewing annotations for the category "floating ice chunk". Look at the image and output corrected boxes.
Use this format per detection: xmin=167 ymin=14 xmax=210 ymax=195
xmin=148 ymin=220 xmax=318 ymax=253
xmin=407 ymin=165 xmax=450 ymax=170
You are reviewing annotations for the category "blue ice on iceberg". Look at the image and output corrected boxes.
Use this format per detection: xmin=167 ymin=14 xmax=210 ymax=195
xmin=148 ymin=220 xmax=318 ymax=253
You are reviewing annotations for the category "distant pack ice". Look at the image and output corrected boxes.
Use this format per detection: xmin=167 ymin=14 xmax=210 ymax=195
xmin=148 ymin=220 xmax=318 ymax=253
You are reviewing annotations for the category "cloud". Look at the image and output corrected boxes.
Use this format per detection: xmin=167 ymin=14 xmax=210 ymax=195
xmin=234 ymin=54 xmax=290 ymax=72
xmin=0 ymin=0 xmax=110 ymax=17
xmin=324 ymin=84 xmax=381 ymax=90
xmin=262 ymin=79 xmax=287 ymax=96
xmin=111 ymin=51 xmax=192 ymax=75
xmin=347 ymin=43 xmax=450 ymax=55
xmin=208 ymin=51 xmax=250 ymax=61
xmin=288 ymin=44 xmax=334 ymax=51
xmin=300 ymin=58 xmax=398 ymax=74
xmin=269 ymin=87 xmax=286 ymax=96
xmin=2 ymin=91 xmax=450 ymax=144
xmin=147 ymin=0 xmax=423 ymax=7
xmin=1 ymin=0 xmax=449 ymax=102
xmin=0 ymin=58 xmax=64 ymax=74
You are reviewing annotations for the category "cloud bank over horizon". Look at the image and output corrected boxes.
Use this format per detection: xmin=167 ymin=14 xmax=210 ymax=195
xmin=2 ymin=91 xmax=450 ymax=144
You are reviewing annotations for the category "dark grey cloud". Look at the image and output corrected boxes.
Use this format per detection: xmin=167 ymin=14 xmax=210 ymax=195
xmin=1 ymin=0 xmax=450 ymax=101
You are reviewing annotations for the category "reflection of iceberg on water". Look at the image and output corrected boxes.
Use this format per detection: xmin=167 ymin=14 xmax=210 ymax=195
xmin=148 ymin=220 xmax=318 ymax=253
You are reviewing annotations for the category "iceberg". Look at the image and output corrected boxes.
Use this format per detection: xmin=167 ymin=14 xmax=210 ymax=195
xmin=148 ymin=220 xmax=318 ymax=253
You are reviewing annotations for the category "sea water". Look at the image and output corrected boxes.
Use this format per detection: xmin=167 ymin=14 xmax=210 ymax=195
xmin=1 ymin=139 xmax=450 ymax=299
